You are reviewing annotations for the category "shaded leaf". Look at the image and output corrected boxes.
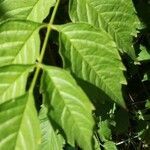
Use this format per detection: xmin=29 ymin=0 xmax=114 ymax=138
xmin=146 ymin=100 xmax=150 ymax=109
xmin=98 ymin=120 xmax=112 ymax=142
xmin=139 ymin=127 xmax=150 ymax=145
xmin=94 ymin=136 xmax=101 ymax=150
xmin=114 ymin=108 xmax=129 ymax=134
xmin=138 ymin=46 xmax=150 ymax=61
xmin=0 ymin=93 xmax=40 ymax=149
xmin=104 ymin=141 xmax=117 ymax=150
xmin=41 ymin=65 xmax=95 ymax=150
xmin=39 ymin=105 xmax=64 ymax=150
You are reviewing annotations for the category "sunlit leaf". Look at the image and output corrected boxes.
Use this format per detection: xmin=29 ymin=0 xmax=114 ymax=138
xmin=41 ymin=65 xmax=95 ymax=150
xmin=0 ymin=93 xmax=40 ymax=149
xmin=0 ymin=64 xmax=34 ymax=104
xmin=0 ymin=0 xmax=56 ymax=22
xmin=69 ymin=0 xmax=140 ymax=58
xmin=0 ymin=20 xmax=41 ymax=66
xmin=57 ymin=23 xmax=127 ymax=108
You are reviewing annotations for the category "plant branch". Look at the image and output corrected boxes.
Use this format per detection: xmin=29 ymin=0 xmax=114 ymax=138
xmin=29 ymin=0 xmax=60 ymax=92
xmin=116 ymin=135 xmax=139 ymax=146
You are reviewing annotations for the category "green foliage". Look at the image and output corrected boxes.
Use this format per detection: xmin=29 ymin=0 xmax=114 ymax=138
xmin=98 ymin=120 xmax=112 ymax=142
xmin=0 ymin=0 xmax=56 ymax=22
xmin=0 ymin=64 xmax=34 ymax=104
xmin=103 ymin=141 xmax=117 ymax=150
xmin=0 ymin=20 xmax=40 ymax=65
xmin=69 ymin=0 xmax=141 ymax=58
xmin=57 ymin=23 xmax=126 ymax=108
xmin=41 ymin=66 xmax=94 ymax=150
xmin=0 ymin=93 xmax=40 ymax=149
xmin=0 ymin=0 xmax=150 ymax=149
xmin=39 ymin=105 xmax=64 ymax=150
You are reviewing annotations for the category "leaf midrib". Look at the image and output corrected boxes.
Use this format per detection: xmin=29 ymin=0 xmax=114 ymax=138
xmin=44 ymin=70 xmax=92 ymax=147
xmin=75 ymin=0 xmax=137 ymax=52
xmin=26 ymin=0 xmax=40 ymax=20
xmin=11 ymin=27 xmax=38 ymax=64
xmin=13 ymin=94 xmax=30 ymax=150
xmin=0 ymin=66 xmax=33 ymax=103
xmin=61 ymin=31 xmax=123 ymax=105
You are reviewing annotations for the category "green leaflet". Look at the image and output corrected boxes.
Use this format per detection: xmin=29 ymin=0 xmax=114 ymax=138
xmin=69 ymin=0 xmax=140 ymax=58
xmin=0 ymin=0 xmax=56 ymax=22
xmin=57 ymin=23 xmax=127 ymax=108
xmin=103 ymin=141 xmax=117 ymax=150
xmin=0 ymin=20 xmax=40 ymax=66
xmin=0 ymin=64 xmax=34 ymax=104
xmin=39 ymin=105 xmax=64 ymax=150
xmin=94 ymin=136 xmax=101 ymax=150
xmin=138 ymin=46 xmax=150 ymax=61
xmin=0 ymin=93 xmax=40 ymax=150
xmin=98 ymin=120 xmax=112 ymax=142
xmin=40 ymin=65 xmax=95 ymax=150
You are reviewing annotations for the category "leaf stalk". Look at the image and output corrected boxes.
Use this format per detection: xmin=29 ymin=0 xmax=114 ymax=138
xmin=29 ymin=0 xmax=60 ymax=92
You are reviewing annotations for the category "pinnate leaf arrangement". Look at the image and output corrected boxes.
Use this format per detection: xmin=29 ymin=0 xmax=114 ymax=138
xmin=0 ymin=0 xmax=150 ymax=149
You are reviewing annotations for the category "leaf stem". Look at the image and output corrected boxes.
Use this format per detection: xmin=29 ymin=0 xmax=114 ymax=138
xmin=29 ymin=0 xmax=60 ymax=92
xmin=116 ymin=135 xmax=139 ymax=146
